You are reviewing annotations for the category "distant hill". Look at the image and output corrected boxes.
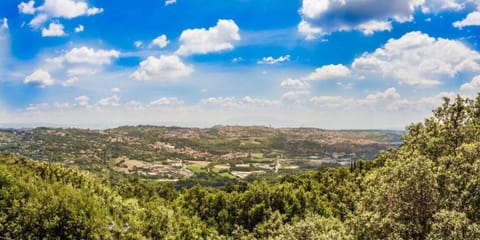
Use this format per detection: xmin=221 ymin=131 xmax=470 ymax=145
xmin=0 ymin=125 xmax=401 ymax=184
xmin=2 ymin=95 xmax=480 ymax=239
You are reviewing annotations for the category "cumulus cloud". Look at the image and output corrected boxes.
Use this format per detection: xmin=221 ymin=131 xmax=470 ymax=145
xmin=304 ymin=64 xmax=351 ymax=81
xmin=310 ymin=87 xmax=401 ymax=108
xmin=282 ymin=90 xmax=311 ymax=102
xmin=50 ymin=46 xmax=120 ymax=66
xmin=165 ymin=0 xmax=176 ymax=6
xmin=310 ymin=96 xmax=356 ymax=108
xmin=18 ymin=0 xmax=103 ymax=28
xmin=131 ymin=55 xmax=193 ymax=81
xmin=388 ymin=91 xmax=458 ymax=111
xmin=134 ymin=41 xmax=143 ymax=48
xmin=24 ymin=69 xmax=55 ymax=87
xmin=197 ymin=96 xmax=280 ymax=108
xmin=74 ymin=95 xmax=89 ymax=106
xmin=357 ymin=20 xmax=392 ymax=35
xmin=126 ymin=100 xmax=145 ymax=110
xmin=41 ymin=22 xmax=66 ymax=37
xmin=176 ymin=19 xmax=240 ymax=56
xmin=26 ymin=103 xmax=50 ymax=112
xmin=298 ymin=0 xmax=421 ymax=38
xmin=280 ymin=78 xmax=310 ymax=89
xmin=62 ymin=76 xmax=78 ymax=86
xmin=461 ymin=75 xmax=480 ymax=91
xmin=150 ymin=97 xmax=184 ymax=106
xmin=74 ymin=24 xmax=84 ymax=32
xmin=297 ymin=0 xmax=471 ymax=38
xmin=1 ymin=18 xmax=8 ymax=30
xmin=337 ymin=82 xmax=353 ymax=90
xmin=258 ymin=55 xmax=290 ymax=65
xmin=18 ymin=0 xmax=36 ymax=14
xmin=241 ymin=96 xmax=281 ymax=106
xmin=421 ymin=0 xmax=465 ymax=13
xmin=352 ymin=31 xmax=480 ymax=87
xmin=150 ymin=34 xmax=169 ymax=48
xmin=46 ymin=46 xmax=119 ymax=79
xmin=98 ymin=95 xmax=120 ymax=107
xmin=200 ymin=97 xmax=238 ymax=107
xmin=453 ymin=11 xmax=480 ymax=28
xmin=419 ymin=91 xmax=458 ymax=105
xmin=365 ymin=87 xmax=401 ymax=101
xmin=298 ymin=20 xmax=323 ymax=40
xmin=231 ymin=57 xmax=243 ymax=63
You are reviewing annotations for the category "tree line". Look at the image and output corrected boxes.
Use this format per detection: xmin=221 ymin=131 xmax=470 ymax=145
xmin=1 ymin=94 xmax=480 ymax=239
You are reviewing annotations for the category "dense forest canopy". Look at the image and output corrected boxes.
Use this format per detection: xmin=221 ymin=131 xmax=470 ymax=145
xmin=1 ymin=94 xmax=480 ymax=239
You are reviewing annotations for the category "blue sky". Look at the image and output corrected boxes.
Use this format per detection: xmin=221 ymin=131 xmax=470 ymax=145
xmin=0 ymin=0 xmax=480 ymax=129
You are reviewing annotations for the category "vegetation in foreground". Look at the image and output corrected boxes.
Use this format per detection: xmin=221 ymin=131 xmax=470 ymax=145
xmin=1 ymin=94 xmax=480 ymax=239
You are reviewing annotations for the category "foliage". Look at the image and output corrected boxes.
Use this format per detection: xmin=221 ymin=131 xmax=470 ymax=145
xmin=1 ymin=94 xmax=480 ymax=239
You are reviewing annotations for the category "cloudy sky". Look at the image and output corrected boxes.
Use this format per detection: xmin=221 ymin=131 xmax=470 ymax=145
xmin=0 ymin=0 xmax=480 ymax=129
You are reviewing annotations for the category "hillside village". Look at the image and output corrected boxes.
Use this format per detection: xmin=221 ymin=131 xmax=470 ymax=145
xmin=0 ymin=126 xmax=401 ymax=182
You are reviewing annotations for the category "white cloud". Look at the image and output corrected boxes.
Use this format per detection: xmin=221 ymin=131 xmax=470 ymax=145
xmin=298 ymin=0 xmax=422 ymax=38
xmin=387 ymin=91 xmax=458 ymax=111
xmin=18 ymin=1 xmax=36 ymax=14
xmin=24 ymin=69 xmax=55 ymax=87
xmin=232 ymin=57 xmax=243 ymax=63
xmin=300 ymin=0 xmax=330 ymax=19
xmin=297 ymin=0 xmax=471 ymax=38
xmin=421 ymin=0 xmax=465 ymax=13
xmin=200 ymin=97 xmax=238 ymax=107
xmin=165 ymin=0 xmax=176 ymax=6
xmin=280 ymin=78 xmax=310 ymax=89
xmin=62 ymin=76 xmax=78 ymax=86
xmin=258 ymin=55 xmax=290 ymax=65
xmin=26 ymin=103 xmax=50 ymax=112
xmin=357 ymin=20 xmax=392 ymax=35
xmin=19 ymin=0 xmax=103 ymax=28
xmin=352 ymin=31 xmax=480 ymax=87
xmin=74 ymin=95 xmax=89 ymax=107
xmin=134 ymin=41 xmax=143 ymax=48
xmin=126 ymin=100 xmax=144 ymax=110
xmin=419 ymin=92 xmax=457 ymax=105
xmin=386 ymin=99 xmax=418 ymax=111
xmin=176 ymin=19 xmax=240 ymax=56
xmin=453 ymin=11 xmax=480 ymax=28
xmin=131 ymin=55 xmax=193 ymax=81
xmin=282 ymin=90 xmax=311 ymax=102
xmin=1 ymin=18 xmax=7 ymax=30
xmin=53 ymin=102 xmax=70 ymax=109
xmin=98 ymin=95 xmax=120 ymax=107
xmin=111 ymin=87 xmax=121 ymax=93
xmin=241 ymin=96 xmax=281 ymax=106
xmin=40 ymin=0 xmax=103 ymax=18
xmin=336 ymin=82 xmax=353 ymax=90
xmin=461 ymin=75 xmax=480 ymax=91
xmin=150 ymin=97 xmax=184 ymax=106
xmin=310 ymin=87 xmax=400 ymax=108
xmin=29 ymin=14 xmax=48 ymax=27
xmin=197 ymin=96 xmax=281 ymax=108
xmin=74 ymin=24 xmax=84 ymax=32
xmin=50 ymin=46 xmax=120 ymax=65
xmin=304 ymin=64 xmax=351 ymax=81
xmin=66 ymin=67 xmax=96 ymax=76
xmin=298 ymin=20 xmax=323 ymax=40
xmin=150 ymin=34 xmax=169 ymax=48
xmin=41 ymin=22 xmax=66 ymax=37
xmin=365 ymin=87 xmax=401 ymax=101
xmin=310 ymin=96 xmax=356 ymax=108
